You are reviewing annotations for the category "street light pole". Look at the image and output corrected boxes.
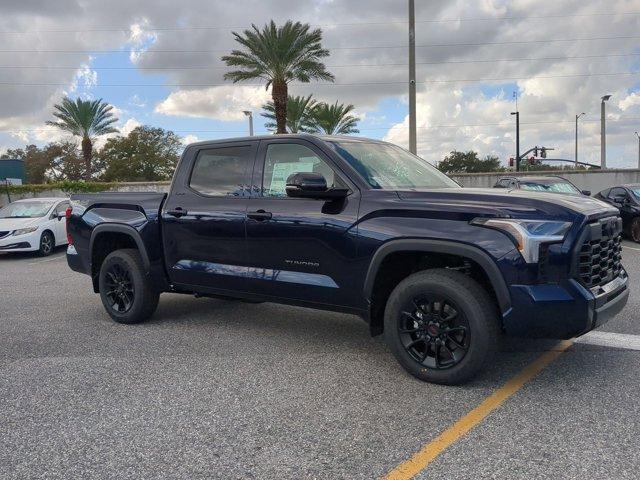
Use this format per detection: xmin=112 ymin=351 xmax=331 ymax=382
xmin=408 ymin=0 xmax=417 ymax=154
xmin=601 ymin=94 xmax=611 ymax=168
xmin=243 ymin=110 xmax=254 ymax=136
xmin=575 ymin=112 xmax=585 ymax=168
xmin=511 ymin=111 xmax=520 ymax=171
xmin=635 ymin=132 xmax=640 ymax=169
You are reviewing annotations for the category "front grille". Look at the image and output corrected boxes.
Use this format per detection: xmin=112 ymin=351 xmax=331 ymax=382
xmin=0 ymin=230 xmax=10 ymax=239
xmin=577 ymin=217 xmax=623 ymax=289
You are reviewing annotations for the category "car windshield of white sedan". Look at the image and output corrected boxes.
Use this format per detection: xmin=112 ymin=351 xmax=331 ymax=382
xmin=0 ymin=201 xmax=53 ymax=218
xmin=329 ymin=141 xmax=459 ymax=190
xmin=630 ymin=188 xmax=640 ymax=199
xmin=519 ymin=180 xmax=580 ymax=194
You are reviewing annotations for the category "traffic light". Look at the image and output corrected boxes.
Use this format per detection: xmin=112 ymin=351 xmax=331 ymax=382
xmin=540 ymin=147 xmax=547 ymax=159
xmin=533 ymin=147 xmax=538 ymax=157
xmin=509 ymin=157 xmax=514 ymax=167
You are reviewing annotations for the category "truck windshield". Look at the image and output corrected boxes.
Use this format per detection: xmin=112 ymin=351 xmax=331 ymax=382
xmin=0 ymin=201 xmax=53 ymax=218
xmin=329 ymin=141 xmax=459 ymax=190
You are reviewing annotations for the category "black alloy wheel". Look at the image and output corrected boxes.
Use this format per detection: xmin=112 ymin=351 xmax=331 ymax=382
xmin=103 ymin=262 xmax=135 ymax=314
xmin=398 ymin=296 xmax=469 ymax=370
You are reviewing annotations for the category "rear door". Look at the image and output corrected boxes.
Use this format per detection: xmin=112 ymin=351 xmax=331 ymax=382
xmin=162 ymin=141 xmax=257 ymax=293
xmin=244 ymin=138 xmax=361 ymax=307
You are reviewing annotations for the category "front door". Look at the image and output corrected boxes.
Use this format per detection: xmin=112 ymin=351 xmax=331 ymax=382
xmin=162 ymin=141 xmax=257 ymax=293
xmin=245 ymin=139 xmax=360 ymax=308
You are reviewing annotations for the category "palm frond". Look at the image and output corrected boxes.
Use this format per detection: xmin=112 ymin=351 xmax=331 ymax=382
xmin=312 ymin=101 xmax=360 ymax=135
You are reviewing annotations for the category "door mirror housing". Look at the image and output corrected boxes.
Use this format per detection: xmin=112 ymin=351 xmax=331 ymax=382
xmin=57 ymin=212 xmax=66 ymax=220
xmin=285 ymin=172 xmax=348 ymax=200
xmin=581 ymin=190 xmax=591 ymax=196
xmin=612 ymin=194 xmax=627 ymax=204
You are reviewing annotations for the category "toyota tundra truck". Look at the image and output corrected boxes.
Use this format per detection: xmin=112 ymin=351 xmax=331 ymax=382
xmin=65 ymin=134 xmax=629 ymax=384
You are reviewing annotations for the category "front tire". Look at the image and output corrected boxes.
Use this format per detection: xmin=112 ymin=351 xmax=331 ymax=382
xmin=98 ymin=248 xmax=159 ymax=324
xmin=38 ymin=231 xmax=54 ymax=256
xmin=384 ymin=269 xmax=499 ymax=385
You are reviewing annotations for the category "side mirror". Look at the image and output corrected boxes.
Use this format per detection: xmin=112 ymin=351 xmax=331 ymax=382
xmin=581 ymin=190 xmax=591 ymax=196
xmin=285 ymin=172 xmax=348 ymax=200
xmin=57 ymin=212 xmax=66 ymax=220
xmin=613 ymin=194 xmax=627 ymax=204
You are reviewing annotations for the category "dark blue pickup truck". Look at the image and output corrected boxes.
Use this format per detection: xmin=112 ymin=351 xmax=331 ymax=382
xmin=66 ymin=134 xmax=628 ymax=384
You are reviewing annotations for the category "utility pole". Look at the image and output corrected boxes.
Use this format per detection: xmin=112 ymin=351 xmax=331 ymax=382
xmin=408 ymin=0 xmax=417 ymax=154
xmin=243 ymin=110 xmax=254 ymax=136
xmin=511 ymin=91 xmax=520 ymax=171
xmin=575 ymin=112 xmax=585 ymax=168
xmin=601 ymin=94 xmax=611 ymax=168
xmin=635 ymin=132 xmax=640 ymax=169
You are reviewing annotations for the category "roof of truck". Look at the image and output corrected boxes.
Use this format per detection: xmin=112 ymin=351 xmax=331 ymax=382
xmin=186 ymin=133 xmax=386 ymax=147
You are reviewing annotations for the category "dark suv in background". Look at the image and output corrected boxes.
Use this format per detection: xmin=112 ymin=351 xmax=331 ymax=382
xmin=595 ymin=184 xmax=640 ymax=242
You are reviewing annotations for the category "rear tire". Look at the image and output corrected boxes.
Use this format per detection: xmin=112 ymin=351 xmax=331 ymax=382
xmin=98 ymin=248 xmax=159 ymax=324
xmin=38 ymin=231 xmax=54 ymax=256
xmin=630 ymin=217 xmax=640 ymax=243
xmin=384 ymin=269 xmax=499 ymax=385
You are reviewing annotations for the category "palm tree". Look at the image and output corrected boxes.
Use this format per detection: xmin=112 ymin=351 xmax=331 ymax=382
xmin=222 ymin=20 xmax=334 ymax=134
xmin=312 ymin=101 xmax=360 ymax=135
xmin=261 ymin=94 xmax=318 ymax=133
xmin=46 ymin=97 xmax=118 ymax=180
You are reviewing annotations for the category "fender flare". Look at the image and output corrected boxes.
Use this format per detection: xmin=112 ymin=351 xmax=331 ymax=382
xmin=363 ymin=239 xmax=511 ymax=314
xmin=89 ymin=223 xmax=151 ymax=272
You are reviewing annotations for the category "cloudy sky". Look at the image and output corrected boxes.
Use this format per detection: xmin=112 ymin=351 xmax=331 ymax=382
xmin=0 ymin=0 xmax=639 ymax=167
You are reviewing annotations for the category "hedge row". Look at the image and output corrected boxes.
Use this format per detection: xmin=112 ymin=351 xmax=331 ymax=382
xmin=4 ymin=181 xmax=119 ymax=195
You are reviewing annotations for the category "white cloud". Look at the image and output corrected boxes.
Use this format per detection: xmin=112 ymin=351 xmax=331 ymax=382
xmin=120 ymin=118 xmax=142 ymax=136
xmin=155 ymin=86 xmax=270 ymax=121
xmin=619 ymin=93 xmax=640 ymax=111
xmin=182 ymin=134 xmax=199 ymax=145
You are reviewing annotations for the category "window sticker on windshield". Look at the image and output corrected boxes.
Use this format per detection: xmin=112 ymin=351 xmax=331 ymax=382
xmin=270 ymin=161 xmax=315 ymax=195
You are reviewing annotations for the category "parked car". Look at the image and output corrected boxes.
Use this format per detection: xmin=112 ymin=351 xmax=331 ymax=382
xmin=494 ymin=175 xmax=590 ymax=196
xmin=594 ymin=185 xmax=640 ymax=242
xmin=65 ymin=134 xmax=627 ymax=384
xmin=0 ymin=197 xmax=71 ymax=256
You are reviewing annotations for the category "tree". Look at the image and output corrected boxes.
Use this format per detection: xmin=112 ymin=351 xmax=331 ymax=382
xmin=262 ymin=94 xmax=318 ymax=133
xmin=311 ymin=101 xmax=360 ymax=135
xmin=0 ymin=143 xmax=82 ymax=183
xmin=222 ymin=20 xmax=334 ymax=134
xmin=438 ymin=151 xmax=504 ymax=174
xmin=46 ymin=97 xmax=118 ymax=180
xmin=97 ymin=126 xmax=182 ymax=182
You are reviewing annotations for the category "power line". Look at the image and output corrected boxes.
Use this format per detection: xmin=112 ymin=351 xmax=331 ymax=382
xmin=0 ymin=11 xmax=638 ymax=34
xmin=0 ymin=34 xmax=638 ymax=54
xmin=0 ymin=52 xmax=637 ymax=70
xmin=3 ymin=117 xmax=639 ymax=135
xmin=0 ymin=71 xmax=637 ymax=87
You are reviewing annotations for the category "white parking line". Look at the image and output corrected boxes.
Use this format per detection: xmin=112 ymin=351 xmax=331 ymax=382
xmin=575 ymin=331 xmax=640 ymax=351
xmin=28 ymin=254 xmax=65 ymax=266
xmin=622 ymin=245 xmax=640 ymax=252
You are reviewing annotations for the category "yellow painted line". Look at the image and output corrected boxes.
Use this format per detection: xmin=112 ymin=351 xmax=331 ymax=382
xmin=384 ymin=340 xmax=573 ymax=480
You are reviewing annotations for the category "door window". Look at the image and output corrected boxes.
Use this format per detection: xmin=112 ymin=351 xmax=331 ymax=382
xmin=261 ymin=143 xmax=342 ymax=197
xmin=189 ymin=146 xmax=252 ymax=197
xmin=608 ymin=188 xmax=627 ymax=200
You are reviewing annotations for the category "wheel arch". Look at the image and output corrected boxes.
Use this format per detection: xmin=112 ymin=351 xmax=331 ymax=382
xmin=363 ymin=239 xmax=511 ymax=336
xmin=89 ymin=224 xmax=151 ymax=292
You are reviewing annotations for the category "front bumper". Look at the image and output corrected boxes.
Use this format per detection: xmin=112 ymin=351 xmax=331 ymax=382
xmin=503 ymin=271 xmax=629 ymax=339
xmin=0 ymin=230 xmax=39 ymax=252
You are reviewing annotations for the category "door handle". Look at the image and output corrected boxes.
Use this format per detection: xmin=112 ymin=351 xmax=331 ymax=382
xmin=166 ymin=207 xmax=187 ymax=218
xmin=247 ymin=210 xmax=272 ymax=221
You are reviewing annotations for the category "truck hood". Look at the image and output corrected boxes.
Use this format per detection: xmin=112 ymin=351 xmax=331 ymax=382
xmin=0 ymin=217 xmax=41 ymax=232
xmin=396 ymin=188 xmax=618 ymax=221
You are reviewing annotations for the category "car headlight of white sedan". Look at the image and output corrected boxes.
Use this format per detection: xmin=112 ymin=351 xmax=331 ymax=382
xmin=12 ymin=226 xmax=39 ymax=236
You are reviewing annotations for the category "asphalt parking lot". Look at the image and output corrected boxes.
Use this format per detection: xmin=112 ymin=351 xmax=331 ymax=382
xmin=1 ymin=244 xmax=639 ymax=479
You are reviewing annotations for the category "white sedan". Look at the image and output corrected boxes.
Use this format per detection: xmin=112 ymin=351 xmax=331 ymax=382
xmin=0 ymin=197 xmax=71 ymax=256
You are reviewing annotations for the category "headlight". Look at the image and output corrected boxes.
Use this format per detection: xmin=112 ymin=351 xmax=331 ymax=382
xmin=12 ymin=226 xmax=38 ymax=236
xmin=471 ymin=218 xmax=572 ymax=263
